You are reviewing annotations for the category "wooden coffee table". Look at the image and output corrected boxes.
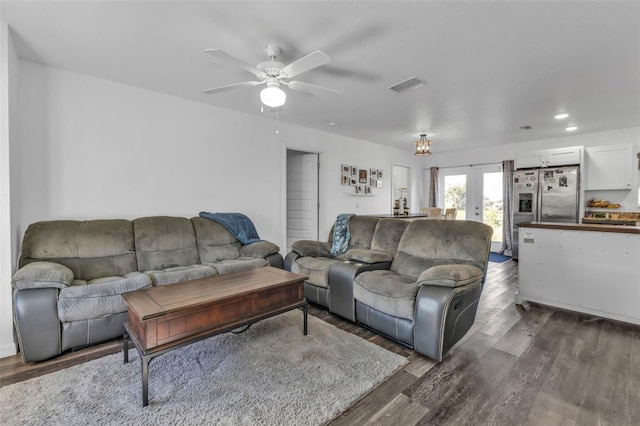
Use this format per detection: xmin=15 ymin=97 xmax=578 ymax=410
xmin=121 ymin=266 xmax=308 ymax=406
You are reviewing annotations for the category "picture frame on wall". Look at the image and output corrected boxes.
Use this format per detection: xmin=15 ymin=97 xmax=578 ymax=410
xmin=351 ymin=166 xmax=358 ymax=176
xmin=355 ymin=185 xmax=362 ymax=194
xmin=341 ymin=174 xmax=349 ymax=185
xmin=376 ymin=179 xmax=383 ymax=188
xmin=370 ymin=178 xmax=376 ymax=187
xmin=370 ymin=169 xmax=377 ymax=178
xmin=342 ymin=164 xmax=351 ymax=174
xmin=378 ymin=170 xmax=383 ymax=179
xmin=359 ymin=169 xmax=368 ymax=184
xmin=350 ymin=177 xmax=357 ymax=186
xmin=365 ymin=186 xmax=371 ymax=194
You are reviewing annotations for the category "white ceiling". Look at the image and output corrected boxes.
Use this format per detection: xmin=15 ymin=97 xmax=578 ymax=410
xmin=3 ymin=1 xmax=639 ymax=154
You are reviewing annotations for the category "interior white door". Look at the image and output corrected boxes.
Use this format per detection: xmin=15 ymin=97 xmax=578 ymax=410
xmin=438 ymin=164 xmax=504 ymax=252
xmin=286 ymin=150 xmax=319 ymax=253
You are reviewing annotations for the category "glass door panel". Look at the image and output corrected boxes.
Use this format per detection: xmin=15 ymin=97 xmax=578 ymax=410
xmin=438 ymin=165 xmax=503 ymax=252
xmin=443 ymin=174 xmax=467 ymax=220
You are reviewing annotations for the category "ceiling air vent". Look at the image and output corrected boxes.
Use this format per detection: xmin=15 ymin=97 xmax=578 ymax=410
xmin=388 ymin=76 xmax=425 ymax=93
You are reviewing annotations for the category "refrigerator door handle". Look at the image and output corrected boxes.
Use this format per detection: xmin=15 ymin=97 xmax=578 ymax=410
xmin=534 ymin=176 xmax=541 ymax=222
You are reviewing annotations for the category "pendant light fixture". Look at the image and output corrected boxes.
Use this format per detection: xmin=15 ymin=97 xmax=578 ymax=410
xmin=260 ymin=77 xmax=287 ymax=108
xmin=414 ymin=134 xmax=432 ymax=156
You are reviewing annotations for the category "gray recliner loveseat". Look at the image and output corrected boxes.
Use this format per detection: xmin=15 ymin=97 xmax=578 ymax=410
xmin=285 ymin=216 xmax=492 ymax=361
xmin=12 ymin=215 xmax=282 ymax=362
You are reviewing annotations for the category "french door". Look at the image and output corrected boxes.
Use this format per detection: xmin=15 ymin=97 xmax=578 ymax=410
xmin=438 ymin=164 xmax=503 ymax=252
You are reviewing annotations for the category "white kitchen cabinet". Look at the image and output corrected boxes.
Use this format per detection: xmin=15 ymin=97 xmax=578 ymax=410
xmin=515 ymin=146 xmax=582 ymax=169
xmin=585 ymin=143 xmax=633 ymax=190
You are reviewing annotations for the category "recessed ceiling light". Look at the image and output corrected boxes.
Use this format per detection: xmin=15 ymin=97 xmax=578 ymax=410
xmin=565 ymin=126 xmax=578 ymax=131
xmin=555 ymin=113 xmax=569 ymax=120
xmin=519 ymin=125 xmax=533 ymax=130
xmin=327 ymin=121 xmax=339 ymax=127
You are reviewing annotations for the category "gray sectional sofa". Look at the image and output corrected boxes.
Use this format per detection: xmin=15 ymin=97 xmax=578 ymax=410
xmin=284 ymin=216 xmax=492 ymax=361
xmin=12 ymin=216 xmax=282 ymax=362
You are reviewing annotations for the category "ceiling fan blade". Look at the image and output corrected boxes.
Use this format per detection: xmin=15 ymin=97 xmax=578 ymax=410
xmin=204 ymin=49 xmax=266 ymax=78
xmin=202 ymin=80 xmax=264 ymax=95
xmin=281 ymin=50 xmax=331 ymax=78
xmin=287 ymin=81 xmax=342 ymax=95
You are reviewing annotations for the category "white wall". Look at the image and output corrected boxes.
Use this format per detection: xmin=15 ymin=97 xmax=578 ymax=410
xmin=16 ymin=61 xmax=421 ymax=243
xmin=421 ymin=127 xmax=640 ymax=210
xmin=0 ymin=24 xmax=20 ymax=357
xmin=2 ymin=61 xmax=422 ymax=353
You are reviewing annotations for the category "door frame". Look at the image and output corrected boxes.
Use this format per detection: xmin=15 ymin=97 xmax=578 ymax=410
xmin=438 ymin=163 xmax=503 ymax=251
xmin=282 ymin=145 xmax=320 ymax=255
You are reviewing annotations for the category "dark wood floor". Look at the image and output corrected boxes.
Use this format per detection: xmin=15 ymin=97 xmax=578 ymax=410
xmin=2 ymin=259 xmax=639 ymax=425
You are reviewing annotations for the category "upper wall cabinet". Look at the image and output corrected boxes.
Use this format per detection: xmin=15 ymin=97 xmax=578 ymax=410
xmin=585 ymin=144 xmax=633 ymax=190
xmin=515 ymin=146 xmax=583 ymax=169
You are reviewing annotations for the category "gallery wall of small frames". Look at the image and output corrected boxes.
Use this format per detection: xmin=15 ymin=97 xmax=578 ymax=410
xmin=341 ymin=164 xmax=383 ymax=195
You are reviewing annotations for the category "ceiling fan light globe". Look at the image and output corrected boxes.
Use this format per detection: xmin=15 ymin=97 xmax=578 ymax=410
xmin=260 ymin=86 xmax=286 ymax=108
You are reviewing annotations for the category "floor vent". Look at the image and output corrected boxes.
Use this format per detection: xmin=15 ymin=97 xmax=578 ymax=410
xmin=388 ymin=76 xmax=425 ymax=93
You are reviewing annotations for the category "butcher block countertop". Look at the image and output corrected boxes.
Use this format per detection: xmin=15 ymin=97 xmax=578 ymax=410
xmin=517 ymin=221 xmax=640 ymax=234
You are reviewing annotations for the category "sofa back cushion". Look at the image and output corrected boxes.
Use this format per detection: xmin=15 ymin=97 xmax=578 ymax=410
xmin=371 ymin=219 xmax=410 ymax=255
xmin=391 ymin=220 xmax=493 ymax=278
xmin=133 ymin=216 xmax=200 ymax=271
xmin=19 ymin=220 xmax=137 ymax=281
xmin=328 ymin=216 xmax=378 ymax=250
xmin=191 ymin=217 xmax=242 ymax=262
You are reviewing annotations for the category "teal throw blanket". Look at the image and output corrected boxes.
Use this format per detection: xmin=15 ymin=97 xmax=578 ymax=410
xmin=330 ymin=213 xmax=355 ymax=256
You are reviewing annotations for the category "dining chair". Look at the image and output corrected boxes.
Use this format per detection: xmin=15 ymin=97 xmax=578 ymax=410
xmin=443 ymin=208 xmax=457 ymax=220
xmin=424 ymin=207 xmax=442 ymax=219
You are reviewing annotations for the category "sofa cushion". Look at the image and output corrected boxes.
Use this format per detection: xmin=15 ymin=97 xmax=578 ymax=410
xmin=58 ymin=272 xmax=152 ymax=322
xmin=191 ymin=217 xmax=243 ymax=262
xmin=12 ymin=261 xmax=74 ymax=290
xmin=133 ymin=216 xmax=200 ymax=271
xmin=371 ymin=219 xmax=409 ymax=255
xmin=391 ymin=220 xmax=493 ymax=278
xmin=345 ymin=249 xmax=393 ymax=264
xmin=354 ymin=270 xmax=419 ymax=320
xmin=204 ymin=258 xmax=269 ymax=275
xmin=417 ymin=264 xmax=484 ymax=288
xmin=292 ymin=257 xmax=342 ymax=289
xmin=19 ymin=219 xmax=137 ymax=281
xmin=346 ymin=216 xmax=380 ymax=250
xmin=144 ymin=265 xmax=218 ymax=286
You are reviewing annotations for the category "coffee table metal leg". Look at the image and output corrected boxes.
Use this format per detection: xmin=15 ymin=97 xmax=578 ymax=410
xmin=123 ymin=331 xmax=129 ymax=364
xmin=142 ymin=355 xmax=150 ymax=407
xmin=303 ymin=302 xmax=308 ymax=335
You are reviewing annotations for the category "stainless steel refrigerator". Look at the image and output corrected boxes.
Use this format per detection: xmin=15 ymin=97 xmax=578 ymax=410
xmin=512 ymin=166 xmax=580 ymax=259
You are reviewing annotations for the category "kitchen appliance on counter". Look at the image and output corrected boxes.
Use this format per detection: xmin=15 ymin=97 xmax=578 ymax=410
xmin=512 ymin=166 xmax=580 ymax=259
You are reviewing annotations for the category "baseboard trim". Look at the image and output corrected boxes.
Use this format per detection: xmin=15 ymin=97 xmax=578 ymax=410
xmin=0 ymin=341 xmax=17 ymax=358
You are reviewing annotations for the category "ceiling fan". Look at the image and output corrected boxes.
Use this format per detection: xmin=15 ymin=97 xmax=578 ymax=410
xmin=203 ymin=45 xmax=341 ymax=108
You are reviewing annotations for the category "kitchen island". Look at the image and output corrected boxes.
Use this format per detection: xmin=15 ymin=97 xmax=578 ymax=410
xmin=516 ymin=221 xmax=640 ymax=325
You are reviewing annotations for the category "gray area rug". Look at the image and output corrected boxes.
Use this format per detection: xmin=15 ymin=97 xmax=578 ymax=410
xmin=0 ymin=311 xmax=407 ymax=425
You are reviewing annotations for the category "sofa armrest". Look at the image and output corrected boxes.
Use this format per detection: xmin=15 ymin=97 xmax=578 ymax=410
xmin=266 ymin=253 xmax=284 ymax=269
xmin=414 ymin=280 xmax=483 ymax=361
xmin=12 ymin=261 xmax=74 ymax=290
xmin=416 ymin=264 xmax=483 ymax=288
xmin=291 ymin=240 xmax=331 ymax=257
xmin=14 ymin=288 xmax=62 ymax=362
xmin=240 ymin=240 xmax=280 ymax=258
